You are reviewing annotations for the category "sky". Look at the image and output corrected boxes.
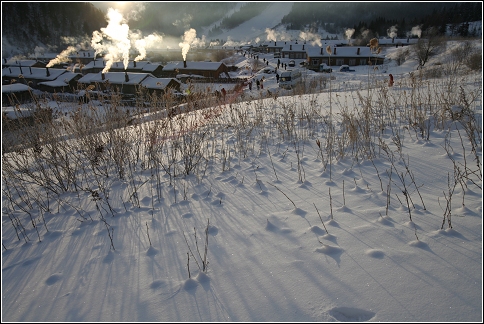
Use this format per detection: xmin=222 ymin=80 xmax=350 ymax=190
xmin=2 ymin=4 xmax=483 ymax=323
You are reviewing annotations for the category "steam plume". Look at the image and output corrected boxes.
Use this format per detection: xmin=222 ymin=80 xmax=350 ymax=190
xmin=266 ymin=28 xmax=277 ymax=41
xmin=133 ymin=33 xmax=163 ymax=62
xmin=387 ymin=25 xmax=398 ymax=38
xmin=91 ymin=8 xmax=131 ymax=73
xmin=410 ymin=25 xmax=422 ymax=38
xmin=179 ymin=28 xmax=197 ymax=61
xmin=46 ymin=46 xmax=79 ymax=67
xmin=345 ymin=28 xmax=355 ymax=41
xmin=299 ymin=31 xmax=322 ymax=46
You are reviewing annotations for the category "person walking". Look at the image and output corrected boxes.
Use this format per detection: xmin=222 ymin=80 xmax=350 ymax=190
xmin=256 ymin=79 xmax=260 ymax=90
xmin=276 ymin=73 xmax=279 ymax=83
xmin=388 ymin=74 xmax=394 ymax=87
xmin=221 ymin=87 xmax=226 ymax=101
xmin=260 ymin=78 xmax=264 ymax=90
xmin=248 ymin=79 xmax=252 ymax=91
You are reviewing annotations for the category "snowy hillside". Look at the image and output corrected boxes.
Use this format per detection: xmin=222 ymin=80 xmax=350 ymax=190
xmin=203 ymin=2 xmax=295 ymax=44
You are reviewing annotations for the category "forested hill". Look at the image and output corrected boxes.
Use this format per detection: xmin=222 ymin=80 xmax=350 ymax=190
xmin=281 ymin=2 xmax=482 ymax=36
xmin=2 ymin=2 xmax=106 ymax=57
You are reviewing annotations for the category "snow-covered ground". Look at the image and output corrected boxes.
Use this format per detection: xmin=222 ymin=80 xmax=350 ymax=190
xmin=2 ymin=35 xmax=482 ymax=322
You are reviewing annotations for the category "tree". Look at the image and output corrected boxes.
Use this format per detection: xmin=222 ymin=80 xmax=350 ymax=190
xmin=413 ymin=27 xmax=446 ymax=68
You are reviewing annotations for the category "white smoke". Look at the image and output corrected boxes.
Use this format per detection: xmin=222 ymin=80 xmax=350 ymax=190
xmin=266 ymin=28 xmax=277 ymax=41
xmin=34 ymin=46 xmax=45 ymax=60
xmin=91 ymin=8 xmax=131 ymax=73
xmin=46 ymin=46 xmax=79 ymax=67
xmin=410 ymin=25 xmax=422 ymax=38
xmin=387 ymin=25 xmax=398 ymax=38
xmin=345 ymin=28 xmax=355 ymax=41
xmin=299 ymin=31 xmax=322 ymax=47
xmin=133 ymin=32 xmax=163 ymax=62
xmin=179 ymin=28 xmax=197 ymax=61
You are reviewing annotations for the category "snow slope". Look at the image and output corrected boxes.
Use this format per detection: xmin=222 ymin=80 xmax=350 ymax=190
xmin=1 ymin=37 xmax=482 ymax=323
xmin=205 ymin=2 xmax=294 ymax=44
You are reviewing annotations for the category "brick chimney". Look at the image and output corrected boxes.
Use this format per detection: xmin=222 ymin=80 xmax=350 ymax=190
xmin=290 ymin=45 xmax=292 ymax=50
xmin=125 ymin=71 xmax=129 ymax=82
xmin=184 ymin=60 xmax=187 ymax=68
xmin=357 ymin=48 xmax=360 ymax=55
xmin=274 ymin=41 xmax=276 ymax=46
xmin=302 ymin=45 xmax=305 ymax=50
xmin=101 ymin=73 xmax=105 ymax=80
xmin=333 ymin=47 xmax=337 ymax=55
xmin=133 ymin=60 xmax=136 ymax=68
xmin=321 ymin=48 xmax=323 ymax=55
xmin=46 ymin=67 xmax=49 ymax=77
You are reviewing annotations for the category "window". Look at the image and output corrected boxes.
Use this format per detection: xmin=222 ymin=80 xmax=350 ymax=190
xmin=360 ymin=59 xmax=367 ymax=65
xmin=336 ymin=59 xmax=344 ymax=66
xmin=312 ymin=59 xmax=319 ymax=66
xmin=349 ymin=59 xmax=356 ymax=66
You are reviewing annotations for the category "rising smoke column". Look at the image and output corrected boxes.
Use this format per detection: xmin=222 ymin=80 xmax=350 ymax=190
xmin=179 ymin=28 xmax=198 ymax=61
xmin=345 ymin=28 xmax=355 ymax=44
xmin=387 ymin=25 xmax=398 ymax=38
xmin=46 ymin=46 xmax=79 ymax=67
xmin=410 ymin=25 xmax=422 ymax=38
xmin=133 ymin=33 xmax=163 ymax=62
xmin=299 ymin=31 xmax=322 ymax=46
xmin=266 ymin=28 xmax=277 ymax=41
xmin=91 ymin=8 xmax=131 ymax=73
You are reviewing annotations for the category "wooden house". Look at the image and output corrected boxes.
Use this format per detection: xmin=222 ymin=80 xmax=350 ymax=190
xmin=2 ymin=84 xmax=33 ymax=106
xmin=306 ymin=46 xmax=385 ymax=71
xmin=77 ymin=71 xmax=155 ymax=95
xmin=159 ymin=61 xmax=230 ymax=79
xmin=2 ymin=66 xmax=68 ymax=88
xmin=141 ymin=78 xmax=181 ymax=97
xmin=37 ymin=72 xmax=83 ymax=93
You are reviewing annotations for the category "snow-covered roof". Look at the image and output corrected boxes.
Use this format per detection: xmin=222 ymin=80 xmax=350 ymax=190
xmin=2 ymin=83 xmax=32 ymax=93
xmin=281 ymin=44 xmax=318 ymax=52
xmin=3 ymin=59 xmax=41 ymax=67
xmin=162 ymin=61 xmax=225 ymax=71
xmin=2 ymin=67 xmax=67 ymax=80
xmin=141 ymin=78 xmax=180 ymax=89
xmin=378 ymin=37 xmax=419 ymax=45
xmin=77 ymin=72 xmax=155 ymax=85
xmin=81 ymin=59 xmax=107 ymax=70
xmin=37 ymin=80 xmax=69 ymax=87
xmin=67 ymin=50 xmax=96 ymax=59
xmin=141 ymin=63 xmax=163 ymax=72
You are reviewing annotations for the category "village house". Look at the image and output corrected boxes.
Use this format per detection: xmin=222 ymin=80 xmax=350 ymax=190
xmin=306 ymin=45 xmax=385 ymax=71
xmin=79 ymin=58 xmax=107 ymax=75
xmin=377 ymin=37 xmax=419 ymax=47
xmin=159 ymin=61 xmax=230 ymax=80
xmin=2 ymin=59 xmax=46 ymax=69
xmin=77 ymin=71 xmax=156 ymax=95
xmin=2 ymin=83 xmax=33 ymax=106
xmin=36 ymin=71 xmax=83 ymax=93
xmin=140 ymin=77 xmax=181 ymax=97
xmin=2 ymin=66 xmax=68 ymax=88
xmin=107 ymin=60 xmax=165 ymax=78
xmin=281 ymin=42 xmax=314 ymax=60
